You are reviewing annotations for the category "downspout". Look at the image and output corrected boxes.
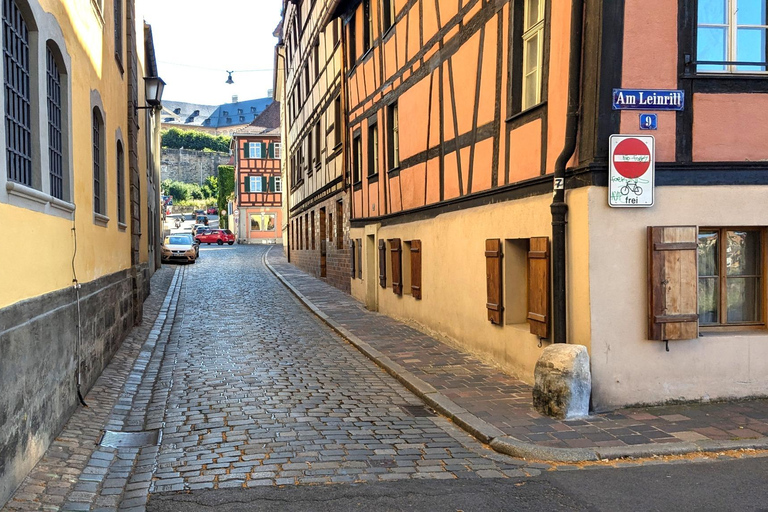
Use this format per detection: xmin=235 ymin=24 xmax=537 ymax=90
xmin=275 ymin=45 xmax=289 ymax=261
xmin=550 ymin=0 xmax=585 ymax=344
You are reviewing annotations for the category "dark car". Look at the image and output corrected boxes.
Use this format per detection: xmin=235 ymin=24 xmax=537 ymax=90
xmin=195 ymin=229 xmax=235 ymax=246
xmin=196 ymin=215 xmax=209 ymax=226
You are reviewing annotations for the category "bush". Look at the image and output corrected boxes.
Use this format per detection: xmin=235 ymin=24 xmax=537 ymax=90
xmin=162 ymin=179 xmax=217 ymax=202
xmin=161 ymin=128 xmax=231 ymax=153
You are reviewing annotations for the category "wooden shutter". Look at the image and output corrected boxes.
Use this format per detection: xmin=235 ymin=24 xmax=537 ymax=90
xmin=527 ymin=237 xmax=550 ymax=338
xmin=648 ymin=226 xmax=699 ymax=341
xmin=485 ymin=239 xmax=503 ymax=325
xmin=268 ymin=176 xmax=275 ymax=192
xmin=410 ymin=240 xmax=422 ymax=299
xmin=378 ymin=239 xmax=387 ymax=288
xmin=244 ymin=175 xmax=250 ymax=192
xmin=391 ymin=239 xmax=402 ymax=295
xmin=351 ymin=240 xmax=356 ymax=277
xmin=268 ymin=142 xmax=275 ymax=159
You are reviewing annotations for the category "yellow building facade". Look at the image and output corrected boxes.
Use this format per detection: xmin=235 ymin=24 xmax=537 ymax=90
xmin=0 ymin=0 xmax=162 ymax=505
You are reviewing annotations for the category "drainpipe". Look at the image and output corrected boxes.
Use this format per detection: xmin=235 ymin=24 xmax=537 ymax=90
xmin=550 ymin=0 xmax=585 ymax=344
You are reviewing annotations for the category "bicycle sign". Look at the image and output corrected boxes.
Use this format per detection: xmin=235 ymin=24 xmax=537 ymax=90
xmin=609 ymin=135 xmax=655 ymax=207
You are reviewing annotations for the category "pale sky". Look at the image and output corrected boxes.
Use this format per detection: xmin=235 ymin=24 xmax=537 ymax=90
xmin=138 ymin=0 xmax=283 ymax=106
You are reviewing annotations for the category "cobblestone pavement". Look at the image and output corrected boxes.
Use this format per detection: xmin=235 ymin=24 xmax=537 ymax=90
xmin=266 ymin=248 xmax=768 ymax=452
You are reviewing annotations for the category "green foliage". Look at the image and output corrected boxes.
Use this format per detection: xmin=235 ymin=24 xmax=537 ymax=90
xmin=161 ymin=128 xmax=231 ymax=153
xmin=217 ymin=165 xmax=235 ymax=229
xmin=201 ymin=175 xmax=218 ymax=199
xmin=162 ymin=178 xmax=217 ymax=202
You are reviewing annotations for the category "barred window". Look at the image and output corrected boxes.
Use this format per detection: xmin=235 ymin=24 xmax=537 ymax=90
xmin=93 ymin=108 xmax=106 ymax=215
xmin=47 ymin=46 xmax=64 ymax=200
xmin=116 ymin=141 xmax=125 ymax=224
xmin=4 ymin=0 xmax=32 ymax=187
xmin=114 ymin=0 xmax=123 ymax=65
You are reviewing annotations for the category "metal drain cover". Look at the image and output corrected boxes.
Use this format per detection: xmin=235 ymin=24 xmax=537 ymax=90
xmin=99 ymin=429 xmax=160 ymax=448
xmin=399 ymin=405 xmax=437 ymax=417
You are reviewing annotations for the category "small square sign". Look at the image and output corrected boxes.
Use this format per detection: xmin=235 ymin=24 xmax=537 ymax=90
xmin=639 ymin=114 xmax=657 ymax=130
xmin=609 ymin=135 xmax=655 ymax=208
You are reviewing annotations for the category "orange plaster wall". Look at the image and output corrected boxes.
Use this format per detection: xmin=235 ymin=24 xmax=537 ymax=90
xmin=509 ymin=119 xmax=542 ymax=183
xmin=398 ymin=75 xmax=432 ymax=161
xmin=545 ymin=0 xmax=571 ymax=173
xmin=400 ymin=163 xmax=427 ymax=210
xmin=471 ymin=138 xmax=494 ymax=193
xmin=477 ymin=16 xmax=498 ymax=129
xmin=450 ymin=31 xmax=481 ymax=137
xmin=620 ymin=0 xmax=678 ymax=161
xmin=693 ymin=94 xmax=768 ymax=162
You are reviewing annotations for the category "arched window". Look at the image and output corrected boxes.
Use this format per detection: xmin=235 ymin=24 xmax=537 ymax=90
xmin=116 ymin=140 xmax=124 ymax=224
xmin=3 ymin=0 xmax=32 ymax=187
xmin=47 ymin=45 xmax=63 ymax=199
xmin=93 ymin=108 xmax=106 ymax=216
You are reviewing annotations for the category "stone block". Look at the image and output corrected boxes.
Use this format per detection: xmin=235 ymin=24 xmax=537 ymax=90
xmin=532 ymin=344 xmax=590 ymax=419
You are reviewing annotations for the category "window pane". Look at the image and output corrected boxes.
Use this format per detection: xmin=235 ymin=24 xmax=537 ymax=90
xmin=698 ymin=277 xmax=720 ymax=324
xmin=525 ymin=0 xmax=541 ymax=29
xmin=736 ymin=28 xmax=767 ymax=71
xmin=726 ymin=277 xmax=761 ymax=322
xmin=524 ymin=72 xmax=538 ymax=109
xmin=697 ymin=26 xmax=728 ymax=70
xmin=726 ymin=230 xmax=761 ymax=275
xmin=698 ymin=230 xmax=719 ymax=276
xmin=698 ymin=0 xmax=728 ymax=24
xmin=524 ymin=33 xmax=540 ymax=74
xmin=737 ymin=0 xmax=766 ymax=25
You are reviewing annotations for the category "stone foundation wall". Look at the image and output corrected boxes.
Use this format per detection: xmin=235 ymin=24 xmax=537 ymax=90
xmin=289 ymin=194 xmax=351 ymax=294
xmin=0 ymin=265 xmax=149 ymax=506
xmin=160 ymin=148 xmax=230 ymax=184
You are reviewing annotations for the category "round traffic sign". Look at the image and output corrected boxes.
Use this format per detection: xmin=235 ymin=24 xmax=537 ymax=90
xmin=613 ymin=138 xmax=651 ymax=179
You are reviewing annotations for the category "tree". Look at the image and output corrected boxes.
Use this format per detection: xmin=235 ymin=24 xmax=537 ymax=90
xmin=217 ymin=165 xmax=235 ymax=229
xmin=161 ymin=128 xmax=231 ymax=153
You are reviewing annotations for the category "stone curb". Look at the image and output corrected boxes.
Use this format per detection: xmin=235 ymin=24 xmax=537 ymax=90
xmin=263 ymin=247 xmax=768 ymax=463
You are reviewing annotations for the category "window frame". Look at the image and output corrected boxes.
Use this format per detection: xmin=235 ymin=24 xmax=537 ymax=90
xmin=116 ymin=139 xmax=125 ymax=225
xmin=521 ymin=0 xmax=545 ymax=110
xmin=113 ymin=0 xmax=123 ymax=70
xmin=695 ymin=0 xmax=768 ymax=74
xmin=92 ymin=107 xmax=108 ymax=221
xmin=698 ymin=226 xmax=767 ymax=331
xmin=352 ymin=131 xmax=363 ymax=184
xmin=386 ymin=102 xmax=399 ymax=171
xmin=274 ymin=142 xmax=282 ymax=159
xmin=248 ymin=142 xmax=263 ymax=159
xmin=368 ymin=119 xmax=379 ymax=177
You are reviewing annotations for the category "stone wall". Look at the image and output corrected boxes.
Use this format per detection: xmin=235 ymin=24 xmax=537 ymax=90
xmin=0 ymin=265 xmax=148 ymax=505
xmin=160 ymin=148 xmax=230 ymax=184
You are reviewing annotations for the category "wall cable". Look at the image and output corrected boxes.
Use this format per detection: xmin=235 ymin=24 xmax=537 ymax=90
xmin=71 ymin=223 xmax=88 ymax=407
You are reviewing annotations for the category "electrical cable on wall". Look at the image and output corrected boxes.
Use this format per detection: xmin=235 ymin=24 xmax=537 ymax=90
xmin=71 ymin=223 xmax=88 ymax=407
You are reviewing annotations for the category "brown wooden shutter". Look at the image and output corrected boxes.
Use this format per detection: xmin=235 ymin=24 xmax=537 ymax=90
xmin=378 ymin=239 xmax=387 ymax=288
xmin=527 ymin=237 xmax=550 ymax=338
xmin=350 ymin=240 xmax=356 ymax=278
xmin=485 ymin=239 xmax=503 ymax=325
xmin=648 ymin=226 xmax=699 ymax=341
xmin=410 ymin=240 xmax=422 ymax=299
xmin=391 ymin=239 xmax=402 ymax=295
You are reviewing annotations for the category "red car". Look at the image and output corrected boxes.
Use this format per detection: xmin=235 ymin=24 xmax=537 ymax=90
xmin=206 ymin=206 xmax=218 ymax=215
xmin=195 ymin=229 xmax=235 ymax=245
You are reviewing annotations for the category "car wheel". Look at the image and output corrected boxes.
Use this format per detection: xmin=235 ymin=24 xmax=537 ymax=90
xmin=228 ymin=241 xmax=234 ymax=245
xmin=217 ymin=239 xmax=224 ymax=245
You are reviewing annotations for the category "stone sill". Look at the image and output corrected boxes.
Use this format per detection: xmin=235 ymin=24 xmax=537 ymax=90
xmin=94 ymin=212 xmax=110 ymax=227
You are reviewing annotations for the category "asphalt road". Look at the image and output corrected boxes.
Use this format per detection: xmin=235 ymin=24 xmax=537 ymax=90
xmin=148 ymin=455 xmax=768 ymax=512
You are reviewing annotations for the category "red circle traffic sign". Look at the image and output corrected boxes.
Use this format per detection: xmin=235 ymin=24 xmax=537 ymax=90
xmin=613 ymin=138 xmax=651 ymax=179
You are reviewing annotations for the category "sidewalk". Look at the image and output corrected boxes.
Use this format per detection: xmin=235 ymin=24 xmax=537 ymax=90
xmin=265 ymin=247 xmax=768 ymax=462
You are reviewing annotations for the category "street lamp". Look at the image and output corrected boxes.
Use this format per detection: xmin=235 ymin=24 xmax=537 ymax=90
xmin=136 ymin=76 xmax=166 ymax=113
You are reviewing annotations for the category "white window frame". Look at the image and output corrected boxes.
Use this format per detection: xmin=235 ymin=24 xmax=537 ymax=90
xmin=274 ymin=176 xmax=282 ymax=192
xmin=248 ymin=142 xmax=263 ymax=158
xmin=274 ymin=142 xmax=282 ymax=159
xmin=250 ymin=175 xmax=263 ymax=192
xmin=697 ymin=0 xmax=768 ymax=73
xmin=521 ymin=0 xmax=545 ymax=110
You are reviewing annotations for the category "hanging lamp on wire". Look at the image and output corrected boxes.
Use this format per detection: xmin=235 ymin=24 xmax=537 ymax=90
xmin=225 ymin=71 xmax=234 ymax=84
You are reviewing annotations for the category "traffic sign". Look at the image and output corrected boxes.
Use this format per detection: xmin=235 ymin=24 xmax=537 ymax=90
xmin=609 ymin=135 xmax=655 ymax=208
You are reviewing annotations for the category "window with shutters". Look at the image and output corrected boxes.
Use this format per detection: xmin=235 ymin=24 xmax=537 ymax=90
xmin=274 ymin=142 xmax=282 ymax=159
xmin=504 ymin=239 xmax=530 ymax=325
xmin=402 ymin=240 xmax=412 ymax=295
xmin=390 ymin=239 xmax=403 ymax=295
xmin=378 ymin=239 xmax=387 ymax=288
xmin=410 ymin=240 xmax=422 ymax=299
xmin=527 ymin=237 xmax=550 ymax=338
xmin=485 ymin=239 xmax=503 ymax=325
xmin=249 ymin=142 xmax=262 ymax=159
xmin=698 ymin=227 xmax=765 ymax=329
xmin=274 ymin=176 xmax=282 ymax=192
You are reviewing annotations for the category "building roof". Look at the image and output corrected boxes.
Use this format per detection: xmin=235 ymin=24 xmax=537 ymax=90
xmin=160 ymin=96 xmax=274 ymax=129
xmin=231 ymin=101 xmax=281 ymax=137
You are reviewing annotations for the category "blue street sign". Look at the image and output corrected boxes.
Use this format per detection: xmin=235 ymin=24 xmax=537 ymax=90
xmin=639 ymin=114 xmax=658 ymax=130
xmin=613 ymin=89 xmax=684 ymax=111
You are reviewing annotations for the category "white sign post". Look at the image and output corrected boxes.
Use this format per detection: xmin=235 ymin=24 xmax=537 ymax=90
xmin=608 ymin=134 xmax=655 ymax=207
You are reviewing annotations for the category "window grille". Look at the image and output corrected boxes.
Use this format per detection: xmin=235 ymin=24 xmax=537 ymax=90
xmin=93 ymin=110 xmax=102 ymax=213
xmin=117 ymin=141 xmax=124 ymax=223
xmin=47 ymin=47 xmax=64 ymax=200
xmin=4 ymin=0 xmax=32 ymax=187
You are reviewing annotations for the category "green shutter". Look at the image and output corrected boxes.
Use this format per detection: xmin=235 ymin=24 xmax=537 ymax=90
xmin=268 ymin=142 xmax=275 ymax=159
xmin=262 ymin=177 xmax=268 ymax=192
xmin=269 ymin=176 xmax=275 ymax=192
xmin=244 ymin=175 xmax=250 ymax=192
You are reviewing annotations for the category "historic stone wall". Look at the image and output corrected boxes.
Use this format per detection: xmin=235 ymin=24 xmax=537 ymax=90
xmin=160 ymin=149 xmax=231 ymax=184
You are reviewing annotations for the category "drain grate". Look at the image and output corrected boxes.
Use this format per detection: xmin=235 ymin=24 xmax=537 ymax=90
xmin=399 ymin=405 xmax=437 ymax=417
xmin=99 ymin=429 xmax=160 ymax=448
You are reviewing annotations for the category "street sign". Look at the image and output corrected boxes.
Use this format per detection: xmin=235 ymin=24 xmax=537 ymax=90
xmin=612 ymin=89 xmax=684 ymax=111
xmin=639 ymin=114 xmax=657 ymax=130
xmin=609 ymin=135 xmax=655 ymax=207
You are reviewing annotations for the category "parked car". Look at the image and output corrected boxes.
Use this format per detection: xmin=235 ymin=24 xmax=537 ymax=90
xmin=195 ymin=229 xmax=235 ymax=246
xmin=161 ymin=235 xmax=197 ymax=264
xmin=176 ymin=233 xmax=200 ymax=257
xmin=192 ymin=224 xmax=209 ymax=236
xmin=196 ymin=215 xmax=209 ymax=226
xmin=206 ymin=206 xmax=218 ymax=215
xmin=194 ymin=209 xmax=205 ymax=216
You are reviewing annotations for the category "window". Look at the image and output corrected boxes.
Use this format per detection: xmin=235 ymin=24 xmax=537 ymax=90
xmin=114 ymin=0 xmax=123 ymax=66
xmin=314 ymin=122 xmax=322 ymax=164
xmin=237 ymin=108 xmax=243 ymax=114
xmin=383 ymin=0 xmax=395 ymax=32
xmin=274 ymin=176 xmax=282 ymax=192
xmin=311 ymin=210 xmax=315 ymax=249
xmin=697 ymin=0 xmax=768 ymax=72
xmin=116 ymin=140 xmax=125 ymax=224
xmin=333 ymin=95 xmax=342 ymax=147
xmin=363 ymin=0 xmax=372 ymax=53
xmin=313 ymin=37 xmax=320 ymax=78
xmin=698 ymin=228 xmax=764 ymax=327
xmin=387 ymin=102 xmax=399 ymax=170
xmin=251 ymin=213 xmax=276 ymax=231
xmin=522 ymin=0 xmax=545 ymax=109
xmin=368 ymin=121 xmax=379 ymax=176
xmin=348 ymin=11 xmax=357 ymax=66
xmin=92 ymin=108 xmax=106 ymax=216
xmin=47 ymin=46 xmax=64 ymax=200
xmin=249 ymin=142 xmax=263 ymax=158
xmin=274 ymin=142 xmax=282 ymax=159
xmin=307 ymin=130 xmax=313 ymax=174
xmin=332 ymin=18 xmax=339 ymax=46
xmin=239 ymin=116 xmax=245 ymax=122
xmin=249 ymin=176 xmax=263 ymax=192
xmin=4 ymin=0 xmax=32 ymax=187
xmin=352 ymin=133 xmax=362 ymax=183
xmin=336 ymin=200 xmax=344 ymax=250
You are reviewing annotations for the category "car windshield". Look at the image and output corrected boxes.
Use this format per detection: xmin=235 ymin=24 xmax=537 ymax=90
xmin=165 ymin=236 xmax=189 ymax=245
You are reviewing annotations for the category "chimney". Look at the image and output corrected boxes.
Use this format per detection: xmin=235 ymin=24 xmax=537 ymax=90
xmin=232 ymin=95 xmax=239 ymax=103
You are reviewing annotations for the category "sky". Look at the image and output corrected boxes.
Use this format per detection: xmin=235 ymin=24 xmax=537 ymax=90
xmin=138 ymin=0 xmax=283 ymax=106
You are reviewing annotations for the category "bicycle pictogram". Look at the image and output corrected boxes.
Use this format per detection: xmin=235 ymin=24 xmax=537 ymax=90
xmin=620 ymin=180 xmax=643 ymax=196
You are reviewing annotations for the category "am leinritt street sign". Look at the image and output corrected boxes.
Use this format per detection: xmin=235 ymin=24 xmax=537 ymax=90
xmin=612 ymin=89 xmax=685 ymax=111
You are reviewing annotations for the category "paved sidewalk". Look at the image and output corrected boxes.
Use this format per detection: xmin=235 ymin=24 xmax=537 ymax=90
xmin=266 ymin=248 xmax=768 ymax=461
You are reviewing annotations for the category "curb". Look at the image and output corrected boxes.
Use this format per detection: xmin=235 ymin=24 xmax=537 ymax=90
xmin=263 ymin=247 xmax=768 ymax=463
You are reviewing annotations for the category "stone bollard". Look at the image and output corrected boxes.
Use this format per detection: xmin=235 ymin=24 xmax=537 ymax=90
xmin=532 ymin=344 xmax=591 ymax=420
